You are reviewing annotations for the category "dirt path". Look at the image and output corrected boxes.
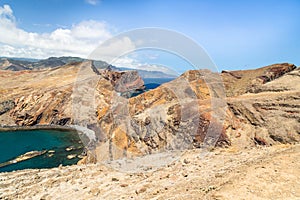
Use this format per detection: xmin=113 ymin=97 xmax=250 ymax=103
xmin=0 ymin=144 xmax=299 ymax=200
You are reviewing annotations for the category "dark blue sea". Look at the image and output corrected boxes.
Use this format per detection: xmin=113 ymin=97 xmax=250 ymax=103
xmin=144 ymin=78 xmax=175 ymax=90
xmin=0 ymin=129 xmax=83 ymax=172
xmin=130 ymin=77 xmax=175 ymax=97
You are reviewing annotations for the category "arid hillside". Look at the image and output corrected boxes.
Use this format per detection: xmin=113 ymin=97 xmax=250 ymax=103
xmin=0 ymin=143 xmax=299 ymax=199
xmin=0 ymin=62 xmax=299 ymax=199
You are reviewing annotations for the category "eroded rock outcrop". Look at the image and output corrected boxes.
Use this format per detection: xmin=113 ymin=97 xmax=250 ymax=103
xmin=224 ymin=66 xmax=300 ymax=147
xmin=0 ymin=61 xmax=299 ymax=163
xmin=101 ymin=67 xmax=145 ymax=97
xmin=0 ymin=61 xmax=144 ymax=126
xmin=93 ymin=70 xmax=227 ymax=161
xmin=0 ymin=100 xmax=15 ymax=115
xmin=221 ymin=63 xmax=296 ymax=96
xmin=92 ymin=63 xmax=300 ymax=162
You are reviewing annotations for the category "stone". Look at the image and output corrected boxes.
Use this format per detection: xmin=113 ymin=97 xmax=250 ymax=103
xmin=65 ymin=147 xmax=74 ymax=152
xmin=67 ymin=154 xmax=77 ymax=159
xmin=111 ymin=177 xmax=119 ymax=182
xmin=183 ymin=159 xmax=190 ymax=164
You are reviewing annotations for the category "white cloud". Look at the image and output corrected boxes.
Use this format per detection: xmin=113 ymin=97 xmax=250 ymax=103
xmin=0 ymin=4 xmax=15 ymax=22
xmin=85 ymin=0 xmax=100 ymax=5
xmin=111 ymin=56 xmax=138 ymax=68
xmin=89 ymin=36 xmax=136 ymax=62
xmin=0 ymin=4 xmax=181 ymax=75
xmin=0 ymin=4 xmax=111 ymax=59
xmin=111 ymin=56 xmax=179 ymax=76
xmin=72 ymin=20 xmax=110 ymax=39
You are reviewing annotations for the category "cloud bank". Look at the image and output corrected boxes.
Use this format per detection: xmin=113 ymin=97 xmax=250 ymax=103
xmin=0 ymin=4 xmax=111 ymax=58
xmin=0 ymin=4 xmax=183 ymax=74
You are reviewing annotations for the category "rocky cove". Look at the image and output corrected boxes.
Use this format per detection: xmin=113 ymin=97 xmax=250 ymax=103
xmin=0 ymin=63 xmax=176 ymax=172
xmin=0 ymin=61 xmax=299 ymax=160
xmin=0 ymin=60 xmax=299 ymax=199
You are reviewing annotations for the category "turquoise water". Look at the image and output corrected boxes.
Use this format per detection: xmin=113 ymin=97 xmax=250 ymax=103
xmin=0 ymin=129 xmax=83 ymax=172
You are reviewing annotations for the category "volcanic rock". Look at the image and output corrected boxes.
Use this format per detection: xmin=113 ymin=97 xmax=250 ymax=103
xmin=0 ymin=61 xmax=145 ymax=126
xmin=0 ymin=61 xmax=299 ymax=162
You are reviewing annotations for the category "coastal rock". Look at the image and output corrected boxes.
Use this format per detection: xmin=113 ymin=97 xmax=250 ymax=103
xmin=92 ymin=63 xmax=300 ymax=162
xmin=0 ymin=61 xmax=145 ymax=126
xmin=0 ymin=100 xmax=15 ymax=115
xmin=67 ymin=154 xmax=77 ymax=159
xmin=66 ymin=147 xmax=74 ymax=151
xmin=0 ymin=62 xmax=299 ymax=200
xmin=0 ymin=61 xmax=299 ymax=163
xmin=94 ymin=70 xmax=228 ymax=160
xmin=100 ymin=68 xmax=145 ymax=96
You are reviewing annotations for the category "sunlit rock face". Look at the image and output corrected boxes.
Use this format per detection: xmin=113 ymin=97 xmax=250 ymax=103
xmin=223 ymin=64 xmax=300 ymax=148
xmin=93 ymin=69 xmax=228 ymax=161
xmin=92 ymin=63 xmax=300 ymax=162
xmin=0 ymin=61 xmax=145 ymax=127
xmin=101 ymin=68 xmax=145 ymax=95
xmin=221 ymin=63 xmax=296 ymax=97
xmin=0 ymin=61 xmax=299 ymax=164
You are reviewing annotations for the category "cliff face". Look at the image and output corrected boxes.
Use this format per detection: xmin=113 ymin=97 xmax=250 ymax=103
xmin=101 ymin=68 xmax=145 ymax=95
xmin=1 ymin=63 xmax=299 ymax=200
xmin=0 ymin=64 xmax=78 ymax=125
xmin=92 ymin=63 xmax=299 ymax=162
xmin=94 ymin=69 xmax=228 ymax=161
xmin=221 ymin=63 xmax=296 ymax=96
xmin=224 ymin=65 xmax=300 ymax=147
xmin=0 ymin=62 xmax=299 ymax=162
xmin=0 ymin=61 xmax=144 ymax=126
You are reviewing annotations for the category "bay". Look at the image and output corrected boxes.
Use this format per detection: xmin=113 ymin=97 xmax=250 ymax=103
xmin=0 ymin=129 xmax=83 ymax=172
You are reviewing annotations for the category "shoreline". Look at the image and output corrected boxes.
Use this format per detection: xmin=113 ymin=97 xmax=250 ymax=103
xmin=0 ymin=124 xmax=86 ymax=172
xmin=0 ymin=124 xmax=77 ymax=132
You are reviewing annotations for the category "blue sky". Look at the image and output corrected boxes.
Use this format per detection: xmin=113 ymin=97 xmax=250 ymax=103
xmin=0 ymin=0 xmax=299 ymax=71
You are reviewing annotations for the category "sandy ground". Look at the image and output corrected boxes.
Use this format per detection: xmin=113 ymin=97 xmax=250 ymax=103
xmin=0 ymin=144 xmax=299 ymax=200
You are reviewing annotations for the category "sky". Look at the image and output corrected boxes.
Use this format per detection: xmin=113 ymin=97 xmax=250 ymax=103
xmin=0 ymin=0 xmax=299 ymax=71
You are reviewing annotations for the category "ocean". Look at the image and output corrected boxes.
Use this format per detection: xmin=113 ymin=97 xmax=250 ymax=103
xmin=130 ymin=77 xmax=175 ymax=97
xmin=143 ymin=78 xmax=175 ymax=90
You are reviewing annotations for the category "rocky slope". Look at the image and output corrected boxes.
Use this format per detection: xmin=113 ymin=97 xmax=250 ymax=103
xmin=0 ymin=57 xmax=177 ymax=78
xmin=0 ymin=61 xmax=145 ymax=126
xmin=221 ymin=63 xmax=296 ymax=96
xmin=224 ymin=64 xmax=300 ymax=148
xmin=0 ymin=62 xmax=299 ymax=157
xmin=87 ymin=63 xmax=299 ymax=163
xmin=0 ymin=62 xmax=299 ymax=199
xmin=0 ymin=143 xmax=299 ymax=199
xmin=0 ymin=57 xmax=86 ymax=71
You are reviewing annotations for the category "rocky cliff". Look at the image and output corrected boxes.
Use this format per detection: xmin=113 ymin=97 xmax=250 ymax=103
xmin=0 ymin=62 xmax=299 ymax=162
xmin=224 ymin=64 xmax=300 ymax=147
xmin=91 ymin=63 xmax=299 ymax=162
xmin=0 ymin=61 xmax=145 ymax=126
xmin=1 ymin=62 xmax=299 ymax=200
